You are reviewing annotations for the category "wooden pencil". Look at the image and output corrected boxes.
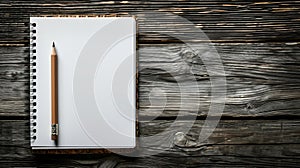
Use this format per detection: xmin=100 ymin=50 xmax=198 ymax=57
xmin=51 ymin=42 xmax=58 ymax=141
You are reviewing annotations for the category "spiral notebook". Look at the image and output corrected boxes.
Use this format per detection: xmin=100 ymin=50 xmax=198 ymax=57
xmin=30 ymin=17 xmax=136 ymax=150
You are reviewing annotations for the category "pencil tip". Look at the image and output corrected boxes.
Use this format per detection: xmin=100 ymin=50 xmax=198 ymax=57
xmin=52 ymin=42 xmax=55 ymax=47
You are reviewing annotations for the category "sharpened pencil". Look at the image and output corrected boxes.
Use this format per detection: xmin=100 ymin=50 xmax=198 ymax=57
xmin=51 ymin=42 xmax=58 ymax=141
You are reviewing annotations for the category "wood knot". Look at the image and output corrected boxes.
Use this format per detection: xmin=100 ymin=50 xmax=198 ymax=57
xmin=11 ymin=71 xmax=20 ymax=80
xmin=173 ymin=132 xmax=198 ymax=148
xmin=246 ymin=102 xmax=254 ymax=110
xmin=180 ymin=50 xmax=202 ymax=65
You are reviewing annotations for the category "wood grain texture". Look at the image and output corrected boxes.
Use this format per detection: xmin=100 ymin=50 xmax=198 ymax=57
xmin=138 ymin=42 xmax=300 ymax=117
xmin=0 ymin=64 xmax=28 ymax=116
xmin=0 ymin=43 xmax=299 ymax=117
xmin=0 ymin=1 xmax=300 ymax=44
xmin=0 ymin=120 xmax=299 ymax=167
xmin=0 ymin=46 xmax=27 ymax=63
xmin=0 ymin=0 xmax=299 ymax=166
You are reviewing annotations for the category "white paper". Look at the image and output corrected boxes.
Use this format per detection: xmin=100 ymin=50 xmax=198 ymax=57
xmin=30 ymin=17 xmax=136 ymax=149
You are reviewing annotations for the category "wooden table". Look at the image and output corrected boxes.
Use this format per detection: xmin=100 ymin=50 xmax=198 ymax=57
xmin=1 ymin=1 xmax=300 ymax=167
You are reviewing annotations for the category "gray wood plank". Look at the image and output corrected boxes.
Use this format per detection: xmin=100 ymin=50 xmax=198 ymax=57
xmin=138 ymin=42 xmax=300 ymax=117
xmin=0 ymin=0 xmax=300 ymax=44
xmin=0 ymin=64 xmax=28 ymax=116
xmin=0 ymin=46 xmax=27 ymax=64
xmin=0 ymin=42 xmax=299 ymax=117
xmin=0 ymin=120 xmax=299 ymax=167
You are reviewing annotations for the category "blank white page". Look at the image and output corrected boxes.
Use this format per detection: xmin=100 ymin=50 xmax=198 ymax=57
xmin=30 ymin=17 xmax=136 ymax=149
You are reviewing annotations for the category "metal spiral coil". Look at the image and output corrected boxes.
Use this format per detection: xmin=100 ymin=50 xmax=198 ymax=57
xmin=30 ymin=22 xmax=37 ymax=141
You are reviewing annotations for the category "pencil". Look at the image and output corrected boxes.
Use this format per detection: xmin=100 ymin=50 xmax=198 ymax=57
xmin=51 ymin=42 xmax=58 ymax=141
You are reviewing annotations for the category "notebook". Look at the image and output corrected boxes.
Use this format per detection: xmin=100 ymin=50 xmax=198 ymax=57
xmin=30 ymin=17 xmax=136 ymax=150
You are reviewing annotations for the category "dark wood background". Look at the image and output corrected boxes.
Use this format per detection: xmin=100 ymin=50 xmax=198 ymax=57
xmin=1 ymin=0 xmax=300 ymax=167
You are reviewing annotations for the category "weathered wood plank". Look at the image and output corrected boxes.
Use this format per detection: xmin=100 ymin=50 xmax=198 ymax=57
xmin=0 ymin=64 xmax=28 ymax=116
xmin=0 ymin=42 xmax=299 ymax=117
xmin=0 ymin=120 xmax=299 ymax=167
xmin=139 ymin=43 xmax=300 ymax=80
xmin=0 ymin=64 xmax=28 ymax=81
xmin=0 ymin=0 xmax=300 ymax=43
xmin=0 ymin=46 xmax=27 ymax=64
xmin=138 ymin=42 xmax=300 ymax=117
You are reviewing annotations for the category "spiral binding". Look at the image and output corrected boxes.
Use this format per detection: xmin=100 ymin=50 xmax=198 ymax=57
xmin=30 ymin=22 xmax=37 ymax=142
